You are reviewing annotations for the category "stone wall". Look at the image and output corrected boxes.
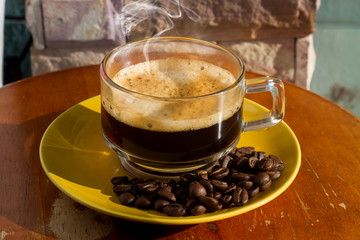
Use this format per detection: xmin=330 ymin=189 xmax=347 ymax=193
xmin=26 ymin=0 xmax=320 ymax=89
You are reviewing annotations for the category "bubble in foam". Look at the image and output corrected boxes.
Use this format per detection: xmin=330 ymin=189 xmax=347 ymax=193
xmin=103 ymin=58 xmax=242 ymax=132
xmin=112 ymin=58 xmax=235 ymax=98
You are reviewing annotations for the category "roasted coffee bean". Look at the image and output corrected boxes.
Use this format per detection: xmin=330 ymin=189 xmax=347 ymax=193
xmin=236 ymin=181 xmax=253 ymax=190
xmin=111 ymin=146 xmax=284 ymax=217
xmin=196 ymin=170 xmax=208 ymax=180
xmin=267 ymin=171 xmax=281 ymax=180
xmin=157 ymin=189 xmax=176 ymax=202
xmin=248 ymin=186 xmax=260 ymax=198
xmin=254 ymin=172 xmax=270 ymax=187
xmin=185 ymin=198 xmax=199 ymax=209
xmin=111 ymin=176 xmax=129 ymax=185
xmin=209 ymin=167 xmax=229 ymax=179
xmin=260 ymin=179 xmax=272 ymax=191
xmin=134 ymin=196 xmax=152 ymax=208
xmin=240 ymin=189 xmax=249 ymax=205
xmin=232 ymin=187 xmax=243 ymax=203
xmin=180 ymin=172 xmax=197 ymax=182
xmin=162 ymin=203 xmax=186 ymax=216
xmin=138 ymin=181 xmax=158 ymax=194
xmin=113 ymin=183 xmax=132 ymax=194
xmin=118 ymin=192 xmax=136 ymax=206
xmin=248 ymin=156 xmax=259 ymax=169
xmin=189 ymin=182 xmax=207 ymax=198
xmin=200 ymin=179 xmax=213 ymax=193
xmin=231 ymin=172 xmax=251 ymax=181
xmin=220 ymin=194 xmax=232 ymax=207
xmin=199 ymin=196 xmax=218 ymax=208
xmin=154 ymin=199 xmax=170 ymax=210
xmin=211 ymin=180 xmax=228 ymax=191
xmin=220 ymin=155 xmax=233 ymax=168
xmin=223 ymin=183 xmax=237 ymax=194
xmin=237 ymin=146 xmax=255 ymax=156
xmin=214 ymin=191 xmax=222 ymax=200
xmin=190 ymin=205 xmax=207 ymax=215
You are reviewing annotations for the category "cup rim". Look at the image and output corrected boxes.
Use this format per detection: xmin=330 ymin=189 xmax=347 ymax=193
xmin=100 ymin=37 xmax=245 ymax=101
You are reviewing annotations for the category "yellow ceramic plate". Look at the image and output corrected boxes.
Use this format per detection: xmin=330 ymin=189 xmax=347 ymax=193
xmin=39 ymin=95 xmax=301 ymax=225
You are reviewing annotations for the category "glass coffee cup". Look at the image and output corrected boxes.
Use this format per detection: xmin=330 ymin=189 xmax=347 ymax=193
xmin=100 ymin=37 xmax=285 ymax=178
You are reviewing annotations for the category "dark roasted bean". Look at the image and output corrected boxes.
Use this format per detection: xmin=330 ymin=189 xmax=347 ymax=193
xmin=118 ymin=192 xmax=136 ymax=206
xmin=223 ymin=183 xmax=237 ymax=194
xmin=211 ymin=180 xmax=228 ymax=191
xmin=267 ymin=171 xmax=281 ymax=180
xmin=209 ymin=167 xmax=229 ymax=179
xmin=214 ymin=191 xmax=222 ymax=200
xmin=134 ymin=196 xmax=152 ymax=208
xmin=189 ymin=182 xmax=207 ymax=198
xmin=260 ymin=179 xmax=272 ymax=191
xmin=220 ymin=194 xmax=232 ymax=207
xmin=231 ymin=172 xmax=250 ymax=181
xmin=248 ymin=156 xmax=259 ymax=169
xmin=138 ymin=181 xmax=158 ymax=194
xmin=157 ymin=189 xmax=176 ymax=202
xmin=163 ymin=203 xmax=186 ymax=216
xmin=232 ymin=187 xmax=243 ymax=203
xmin=254 ymin=172 xmax=270 ymax=187
xmin=154 ymin=199 xmax=170 ymax=210
xmin=113 ymin=183 xmax=132 ymax=194
xmin=200 ymin=179 xmax=213 ymax=193
xmin=220 ymin=155 xmax=233 ymax=168
xmin=237 ymin=146 xmax=255 ymax=155
xmin=111 ymin=146 xmax=284 ymax=216
xmin=190 ymin=205 xmax=207 ymax=215
xmin=248 ymin=186 xmax=260 ymax=198
xmin=111 ymin=176 xmax=129 ymax=185
xmin=199 ymin=196 xmax=218 ymax=208
xmin=236 ymin=181 xmax=253 ymax=190
xmin=185 ymin=198 xmax=199 ymax=209
xmin=241 ymin=189 xmax=249 ymax=205
xmin=196 ymin=170 xmax=208 ymax=180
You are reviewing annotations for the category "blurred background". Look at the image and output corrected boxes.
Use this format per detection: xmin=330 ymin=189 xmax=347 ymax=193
xmin=1 ymin=0 xmax=359 ymax=117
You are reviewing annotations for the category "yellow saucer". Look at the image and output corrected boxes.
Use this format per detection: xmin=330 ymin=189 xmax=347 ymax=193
xmin=39 ymin=96 xmax=301 ymax=225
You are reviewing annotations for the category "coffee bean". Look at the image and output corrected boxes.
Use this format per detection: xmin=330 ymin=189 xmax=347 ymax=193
xmin=248 ymin=186 xmax=260 ymax=198
xmin=113 ymin=183 xmax=132 ymax=194
xmin=189 ymin=182 xmax=207 ymax=198
xmin=111 ymin=176 xmax=129 ymax=185
xmin=209 ymin=167 xmax=229 ymax=179
xmin=211 ymin=180 xmax=228 ymax=191
xmin=199 ymin=179 xmax=213 ymax=193
xmin=220 ymin=155 xmax=233 ymax=168
xmin=236 ymin=180 xmax=253 ymax=190
xmin=111 ymin=146 xmax=284 ymax=217
xmin=118 ymin=192 xmax=135 ymax=206
xmin=134 ymin=196 xmax=152 ymax=208
xmin=154 ymin=199 xmax=170 ymax=210
xmin=190 ymin=205 xmax=207 ymax=215
xmin=254 ymin=172 xmax=270 ymax=187
xmin=157 ymin=189 xmax=176 ymax=202
xmin=199 ymin=195 xmax=218 ymax=208
xmin=138 ymin=181 xmax=158 ymax=194
xmin=267 ymin=171 xmax=281 ymax=180
xmin=162 ymin=203 xmax=186 ymax=216
xmin=240 ymin=189 xmax=249 ymax=205
xmin=232 ymin=187 xmax=243 ymax=203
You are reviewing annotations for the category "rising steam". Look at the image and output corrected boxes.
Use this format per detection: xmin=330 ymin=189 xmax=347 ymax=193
xmin=117 ymin=0 xmax=200 ymax=38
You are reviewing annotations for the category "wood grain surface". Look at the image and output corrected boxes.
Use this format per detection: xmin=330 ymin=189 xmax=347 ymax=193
xmin=0 ymin=65 xmax=359 ymax=240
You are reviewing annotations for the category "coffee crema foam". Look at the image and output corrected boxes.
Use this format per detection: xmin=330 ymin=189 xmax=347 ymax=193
xmin=102 ymin=58 xmax=243 ymax=132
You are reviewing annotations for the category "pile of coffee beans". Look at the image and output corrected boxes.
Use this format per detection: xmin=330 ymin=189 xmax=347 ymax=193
xmin=111 ymin=146 xmax=284 ymax=217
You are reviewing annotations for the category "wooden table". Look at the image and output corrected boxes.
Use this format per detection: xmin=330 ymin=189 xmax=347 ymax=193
xmin=1 ymin=65 xmax=359 ymax=240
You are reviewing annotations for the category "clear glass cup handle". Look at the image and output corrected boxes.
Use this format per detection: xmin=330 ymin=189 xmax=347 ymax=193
xmin=242 ymin=76 xmax=285 ymax=132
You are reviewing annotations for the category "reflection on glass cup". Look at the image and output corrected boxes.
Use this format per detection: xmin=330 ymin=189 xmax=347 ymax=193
xmin=100 ymin=37 xmax=285 ymax=178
